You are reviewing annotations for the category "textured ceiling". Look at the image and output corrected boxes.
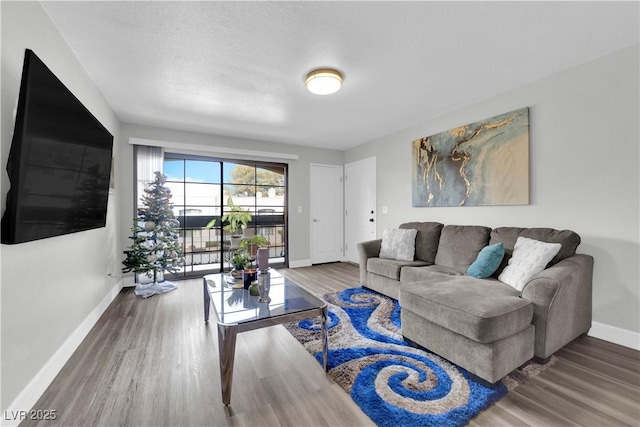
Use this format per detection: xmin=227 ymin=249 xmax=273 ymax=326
xmin=42 ymin=1 xmax=639 ymax=150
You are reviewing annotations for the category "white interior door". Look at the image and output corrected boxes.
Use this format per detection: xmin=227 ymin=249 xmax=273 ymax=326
xmin=344 ymin=157 xmax=376 ymax=263
xmin=310 ymin=164 xmax=344 ymax=264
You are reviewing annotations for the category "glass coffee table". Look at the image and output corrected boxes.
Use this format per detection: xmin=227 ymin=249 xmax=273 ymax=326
xmin=203 ymin=270 xmax=328 ymax=405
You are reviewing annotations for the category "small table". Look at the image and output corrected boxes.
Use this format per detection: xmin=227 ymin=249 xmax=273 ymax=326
xmin=203 ymin=270 xmax=328 ymax=405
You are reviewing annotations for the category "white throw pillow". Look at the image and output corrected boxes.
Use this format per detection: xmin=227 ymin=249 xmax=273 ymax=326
xmin=498 ymin=237 xmax=562 ymax=291
xmin=379 ymin=228 xmax=418 ymax=261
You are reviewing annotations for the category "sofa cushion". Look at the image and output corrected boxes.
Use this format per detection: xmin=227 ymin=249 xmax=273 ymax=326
xmin=467 ymin=243 xmax=505 ymax=279
xmin=379 ymin=228 xmax=418 ymax=261
xmin=434 ymin=225 xmax=491 ymax=273
xmin=400 ymin=264 xmax=465 ymax=283
xmin=498 ymin=237 xmax=562 ymax=291
xmin=400 ymin=222 xmax=444 ymax=263
xmin=400 ymin=278 xmax=532 ymax=343
xmin=367 ymin=257 xmax=429 ymax=281
xmin=490 ymin=227 xmax=581 ymax=275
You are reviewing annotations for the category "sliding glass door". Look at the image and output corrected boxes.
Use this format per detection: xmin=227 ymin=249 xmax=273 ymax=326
xmin=163 ymin=154 xmax=287 ymax=278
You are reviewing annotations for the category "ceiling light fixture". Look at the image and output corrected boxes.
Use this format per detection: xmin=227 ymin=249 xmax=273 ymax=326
xmin=305 ymin=68 xmax=343 ymax=95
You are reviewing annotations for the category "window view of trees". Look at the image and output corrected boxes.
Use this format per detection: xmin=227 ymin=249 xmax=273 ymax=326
xmin=227 ymin=165 xmax=285 ymax=197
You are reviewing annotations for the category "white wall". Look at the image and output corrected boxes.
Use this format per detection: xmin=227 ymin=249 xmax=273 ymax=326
xmin=1 ymin=2 xmax=123 ymax=413
xmin=346 ymin=45 xmax=640 ymax=342
xmin=118 ymin=123 xmax=344 ymax=272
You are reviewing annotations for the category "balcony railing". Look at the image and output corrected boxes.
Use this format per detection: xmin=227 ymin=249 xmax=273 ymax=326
xmin=171 ymin=214 xmax=286 ymax=277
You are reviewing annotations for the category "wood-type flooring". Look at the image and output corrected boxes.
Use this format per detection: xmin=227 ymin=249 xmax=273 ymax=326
xmin=21 ymin=263 xmax=640 ymax=426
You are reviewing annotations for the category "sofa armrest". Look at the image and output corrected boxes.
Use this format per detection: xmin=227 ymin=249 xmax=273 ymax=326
xmin=356 ymin=239 xmax=382 ymax=286
xmin=521 ymin=254 xmax=593 ymax=358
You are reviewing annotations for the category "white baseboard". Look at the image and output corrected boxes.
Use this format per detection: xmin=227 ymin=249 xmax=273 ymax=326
xmin=589 ymin=321 xmax=640 ymax=351
xmin=2 ymin=281 xmax=123 ymax=426
xmin=288 ymin=259 xmax=312 ymax=268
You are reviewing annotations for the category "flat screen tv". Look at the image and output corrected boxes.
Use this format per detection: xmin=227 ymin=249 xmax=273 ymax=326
xmin=1 ymin=49 xmax=114 ymax=244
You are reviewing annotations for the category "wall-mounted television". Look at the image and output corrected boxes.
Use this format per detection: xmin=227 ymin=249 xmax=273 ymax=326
xmin=1 ymin=49 xmax=114 ymax=244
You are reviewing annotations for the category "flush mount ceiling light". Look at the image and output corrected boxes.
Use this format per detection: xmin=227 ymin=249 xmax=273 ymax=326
xmin=305 ymin=68 xmax=343 ymax=95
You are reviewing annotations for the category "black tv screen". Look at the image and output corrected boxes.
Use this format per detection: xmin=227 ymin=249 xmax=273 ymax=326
xmin=1 ymin=49 xmax=114 ymax=244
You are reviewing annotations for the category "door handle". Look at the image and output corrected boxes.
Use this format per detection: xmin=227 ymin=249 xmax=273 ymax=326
xmin=369 ymin=218 xmax=374 ymax=222
xmin=313 ymin=219 xmax=319 ymax=222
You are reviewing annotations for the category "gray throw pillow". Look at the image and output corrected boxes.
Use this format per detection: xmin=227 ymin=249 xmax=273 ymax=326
xmin=379 ymin=228 xmax=418 ymax=261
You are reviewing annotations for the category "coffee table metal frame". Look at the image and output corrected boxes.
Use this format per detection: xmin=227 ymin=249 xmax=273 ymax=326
xmin=203 ymin=272 xmax=328 ymax=405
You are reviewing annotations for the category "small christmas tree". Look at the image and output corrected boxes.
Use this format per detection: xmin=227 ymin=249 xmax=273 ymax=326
xmin=123 ymin=171 xmax=184 ymax=283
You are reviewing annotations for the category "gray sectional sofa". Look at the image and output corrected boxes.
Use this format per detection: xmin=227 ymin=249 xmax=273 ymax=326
xmin=357 ymin=222 xmax=593 ymax=384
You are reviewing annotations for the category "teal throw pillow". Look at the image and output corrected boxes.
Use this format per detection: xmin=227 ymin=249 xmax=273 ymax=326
xmin=467 ymin=242 xmax=505 ymax=279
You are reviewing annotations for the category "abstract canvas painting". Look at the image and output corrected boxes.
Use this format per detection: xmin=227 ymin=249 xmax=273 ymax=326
xmin=412 ymin=107 xmax=529 ymax=207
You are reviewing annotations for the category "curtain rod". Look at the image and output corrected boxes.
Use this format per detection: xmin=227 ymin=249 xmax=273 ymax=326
xmin=129 ymin=137 xmax=299 ymax=161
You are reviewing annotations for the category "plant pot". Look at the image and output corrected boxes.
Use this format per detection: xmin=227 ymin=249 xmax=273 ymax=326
xmin=247 ymin=244 xmax=258 ymax=257
xmin=230 ymin=268 xmax=243 ymax=280
xmin=230 ymin=235 xmax=243 ymax=248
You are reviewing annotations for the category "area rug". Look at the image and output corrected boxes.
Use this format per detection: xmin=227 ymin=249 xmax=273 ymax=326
xmin=284 ymin=287 xmax=555 ymax=427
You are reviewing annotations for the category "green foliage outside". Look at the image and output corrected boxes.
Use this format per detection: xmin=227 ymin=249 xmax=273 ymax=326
xmin=227 ymin=165 xmax=285 ymax=196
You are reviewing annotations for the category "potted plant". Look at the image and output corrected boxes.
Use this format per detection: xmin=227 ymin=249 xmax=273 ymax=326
xmin=206 ymin=197 xmax=252 ymax=248
xmin=229 ymin=249 xmax=250 ymax=279
xmin=240 ymin=235 xmax=269 ymax=257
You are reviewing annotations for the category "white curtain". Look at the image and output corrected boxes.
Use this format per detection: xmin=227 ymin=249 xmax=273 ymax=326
xmin=133 ymin=145 xmax=165 ymax=284
xmin=134 ymin=145 xmax=164 ymax=207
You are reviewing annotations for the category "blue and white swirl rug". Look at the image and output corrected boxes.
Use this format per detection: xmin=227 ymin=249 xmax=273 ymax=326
xmin=284 ymin=287 xmax=554 ymax=427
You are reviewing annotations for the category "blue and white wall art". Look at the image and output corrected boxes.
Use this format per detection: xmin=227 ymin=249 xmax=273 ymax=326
xmin=412 ymin=107 xmax=530 ymax=207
